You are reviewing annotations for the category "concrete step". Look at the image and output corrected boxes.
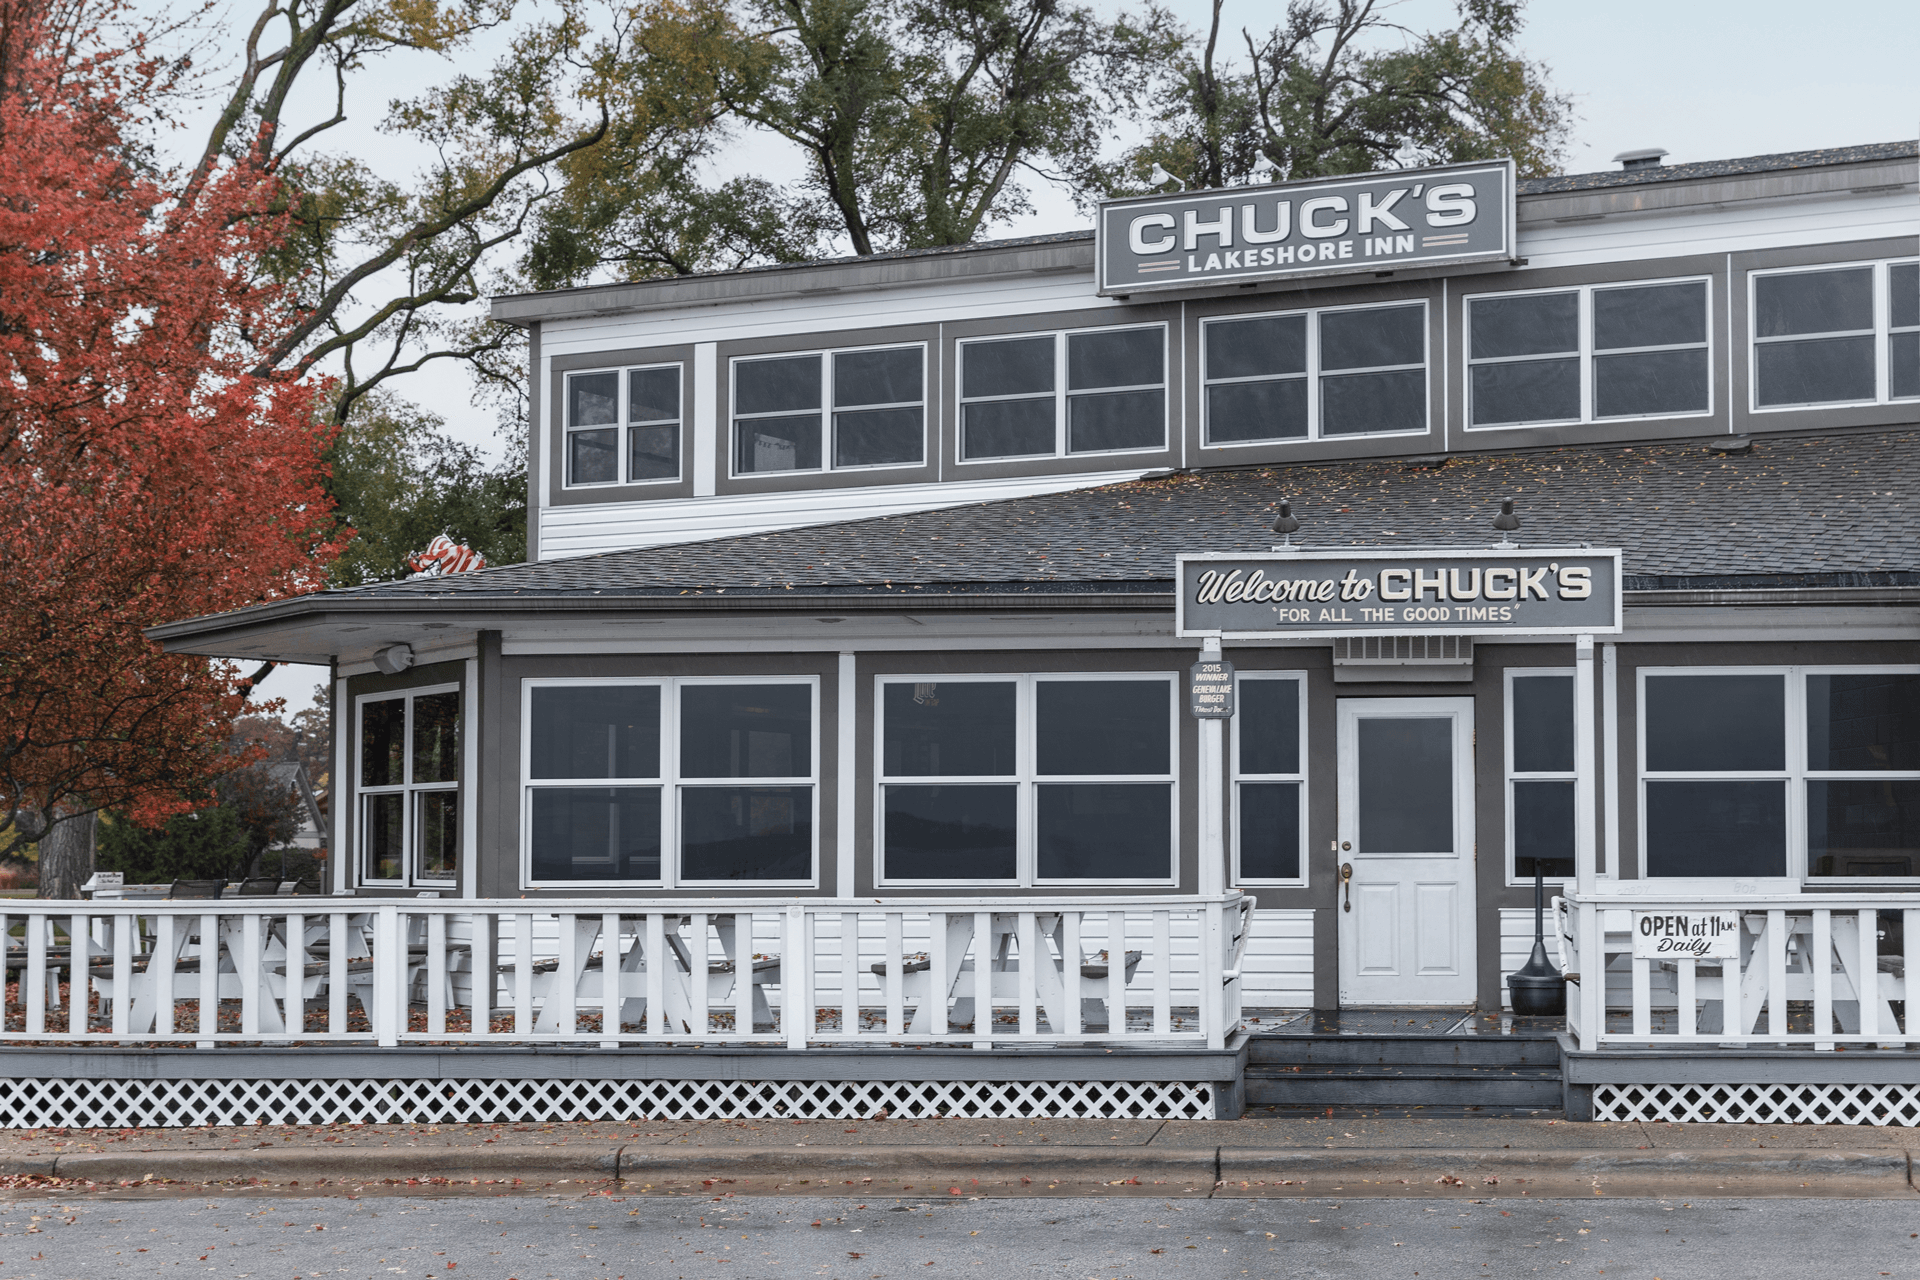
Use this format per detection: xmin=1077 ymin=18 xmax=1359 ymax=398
xmin=1246 ymin=1063 xmax=1563 ymax=1109
xmin=1248 ymin=1033 xmax=1561 ymax=1069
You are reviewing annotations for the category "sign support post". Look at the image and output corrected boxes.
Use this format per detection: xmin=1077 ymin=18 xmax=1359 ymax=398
xmin=1193 ymin=636 xmax=1229 ymax=897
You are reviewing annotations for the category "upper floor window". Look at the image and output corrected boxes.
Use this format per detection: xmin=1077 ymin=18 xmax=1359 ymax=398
xmin=1232 ymin=673 xmax=1307 ymax=885
xmin=1638 ymin=667 xmax=1920 ymax=883
xmin=1753 ymin=261 xmax=1919 ymax=409
xmin=876 ymin=673 xmax=1175 ymax=885
xmin=1467 ymin=279 xmax=1709 ymax=429
xmin=359 ymin=686 xmax=461 ymax=886
xmin=732 ymin=345 xmax=925 ymax=475
xmin=959 ymin=325 xmax=1166 ymax=461
xmin=565 ymin=365 xmax=682 ymax=487
xmin=523 ymin=677 xmax=818 ymax=887
xmin=1203 ymin=302 xmax=1426 ymax=445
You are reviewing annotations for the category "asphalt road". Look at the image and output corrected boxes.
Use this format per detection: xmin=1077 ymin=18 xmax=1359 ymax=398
xmin=4 ymin=1194 xmax=1918 ymax=1278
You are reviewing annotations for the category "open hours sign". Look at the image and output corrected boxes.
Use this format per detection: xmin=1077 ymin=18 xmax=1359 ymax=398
xmin=1175 ymin=548 xmax=1623 ymax=639
xmin=1632 ymin=911 xmax=1743 ymax=960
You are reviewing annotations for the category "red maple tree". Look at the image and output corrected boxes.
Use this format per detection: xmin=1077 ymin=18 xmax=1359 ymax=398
xmin=0 ymin=0 xmax=342 ymax=887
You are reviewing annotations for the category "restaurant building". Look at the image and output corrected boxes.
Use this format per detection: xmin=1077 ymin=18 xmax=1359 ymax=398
xmin=125 ymin=140 xmax=1920 ymax=1126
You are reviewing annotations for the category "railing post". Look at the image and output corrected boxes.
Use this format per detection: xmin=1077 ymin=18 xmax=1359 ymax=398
xmin=240 ymin=912 xmax=262 ymax=1038
xmin=374 ymin=904 xmax=402 ymax=1047
xmin=1201 ymin=900 xmax=1225 ymax=1050
xmin=1857 ymin=909 xmax=1879 ymax=1041
xmin=601 ymin=911 xmax=621 ymax=1048
xmin=1813 ymin=908 xmax=1834 ymax=1051
xmin=1906 ymin=907 xmax=1920 ymax=1048
xmin=1577 ymin=900 xmax=1602 ymax=1049
xmin=785 ymin=904 xmax=808 ymax=1050
xmin=69 ymin=912 xmax=88 ymax=1036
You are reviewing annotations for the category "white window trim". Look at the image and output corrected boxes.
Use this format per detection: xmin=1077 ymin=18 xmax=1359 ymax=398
xmin=1200 ymin=299 xmax=1431 ymax=448
xmin=1749 ymin=258 xmax=1919 ymax=412
xmin=955 ymin=321 xmax=1170 ymax=465
xmin=1635 ymin=665 xmax=1920 ymax=885
xmin=1505 ymin=666 xmax=1576 ymax=888
xmin=1462 ymin=274 xmax=1714 ymax=431
xmin=561 ymin=362 xmax=685 ymax=489
xmin=519 ymin=675 xmax=821 ymax=890
xmin=355 ymin=683 xmax=463 ymax=889
xmin=1229 ymin=671 xmax=1309 ymax=888
xmin=872 ymin=672 xmax=1180 ymax=888
xmin=729 ymin=341 xmax=928 ymax=479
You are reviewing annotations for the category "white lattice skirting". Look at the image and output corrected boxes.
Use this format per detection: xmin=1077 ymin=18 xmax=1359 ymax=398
xmin=1593 ymin=1083 xmax=1920 ymax=1126
xmin=0 ymin=1077 xmax=1218 ymax=1128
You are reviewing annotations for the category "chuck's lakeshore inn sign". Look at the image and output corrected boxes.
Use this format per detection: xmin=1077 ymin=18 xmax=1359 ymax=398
xmin=1176 ymin=548 xmax=1622 ymax=639
xmin=1097 ymin=160 xmax=1515 ymax=295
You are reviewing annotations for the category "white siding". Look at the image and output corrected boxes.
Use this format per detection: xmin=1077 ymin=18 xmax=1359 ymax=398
xmin=1240 ymin=908 xmax=1314 ymax=1008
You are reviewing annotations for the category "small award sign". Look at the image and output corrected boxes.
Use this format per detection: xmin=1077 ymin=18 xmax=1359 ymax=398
xmin=1189 ymin=658 xmax=1235 ymax=719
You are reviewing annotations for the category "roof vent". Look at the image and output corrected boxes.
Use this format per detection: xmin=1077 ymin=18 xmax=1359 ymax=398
xmin=1612 ymin=148 xmax=1669 ymax=172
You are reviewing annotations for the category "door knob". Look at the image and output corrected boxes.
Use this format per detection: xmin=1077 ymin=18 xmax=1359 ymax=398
xmin=1340 ymin=862 xmax=1353 ymax=913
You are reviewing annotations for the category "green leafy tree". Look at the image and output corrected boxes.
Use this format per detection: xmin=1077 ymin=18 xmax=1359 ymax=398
xmin=97 ymin=808 xmax=251 ymax=885
xmin=1111 ymin=0 xmax=1571 ymax=193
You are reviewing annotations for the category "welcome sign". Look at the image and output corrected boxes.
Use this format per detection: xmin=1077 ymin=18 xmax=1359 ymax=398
xmin=1097 ymin=160 xmax=1515 ymax=296
xmin=1175 ymin=548 xmax=1622 ymax=639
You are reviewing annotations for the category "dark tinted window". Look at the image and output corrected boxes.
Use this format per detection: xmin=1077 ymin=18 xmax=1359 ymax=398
xmin=1807 ymin=673 xmax=1920 ymax=771
xmin=735 ymin=355 xmax=821 ymax=414
xmin=680 ymin=684 xmax=812 ymax=778
xmin=962 ymin=400 xmax=1053 ymax=458
xmin=1807 ymin=779 xmax=1920 ymax=878
xmin=1755 ymin=335 xmax=1876 ymax=406
xmin=629 ymin=423 xmax=678 ymax=482
xmin=1892 ymin=263 xmax=1919 ymax=329
xmin=1206 ymin=315 xmax=1306 ymax=380
xmin=1470 ymin=292 xmax=1578 ymax=358
xmin=567 ymin=372 xmax=618 ymax=426
xmin=884 ymin=681 xmax=1016 ymax=777
xmin=963 ymin=337 xmax=1054 ymax=398
xmin=1036 ymin=783 xmax=1171 ymax=878
xmin=1893 ymin=332 xmax=1920 ymax=400
xmin=1511 ymin=675 xmax=1574 ymax=773
xmin=1593 ymin=282 xmax=1706 ymax=350
xmin=628 ymin=367 xmax=680 ymax=422
xmin=1644 ymin=674 xmax=1785 ymax=772
xmin=834 ymin=348 xmax=922 ymax=407
xmin=680 ymin=786 xmax=812 ymax=880
xmin=1207 ymin=379 xmax=1309 ymax=442
xmin=1238 ymin=782 xmax=1300 ymax=880
xmin=1513 ymin=779 xmax=1575 ymax=878
xmin=1357 ymin=717 xmax=1453 ymax=853
xmin=1470 ymin=358 xmax=1579 ymax=425
xmin=883 ymin=785 xmax=1017 ymax=880
xmin=530 ymin=787 xmax=662 ymax=881
xmin=734 ymin=415 xmax=821 ymax=472
xmin=365 ymin=792 xmax=404 ymax=879
xmin=530 ymin=685 xmax=660 ymax=779
xmin=1594 ymin=348 xmax=1710 ymax=419
xmin=1067 ymin=389 xmax=1163 ymax=452
xmin=834 ymin=407 xmax=922 ymax=467
xmin=1320 ymin=304 xmax=1424 ymax=370
xmin=361 ymin=698 xmax=405 ymax=787
xmin=1036 ymin=680 xmax=1169 ymax=775
xmin=1069 ymin=328 xmax=1163 ymax=389
xmin=1238 ymin=679 xmax=1300 ymax=775
xmin=412 ymin=692 xmax=461 ymax=784
xmin=569 ymin=428 xmax=617 ymax=484
xmin=1645 ymin=780 xmax=1786 ymax=876
xmin=1321 ymin=368 xmax=1425 ymax=435
xmin=1754 ymin=267 xmax=1873 ymax=337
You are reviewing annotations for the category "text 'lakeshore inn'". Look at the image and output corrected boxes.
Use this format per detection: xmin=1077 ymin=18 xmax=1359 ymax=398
xmin=85 ymin=138 xmax=1920 ymax=1127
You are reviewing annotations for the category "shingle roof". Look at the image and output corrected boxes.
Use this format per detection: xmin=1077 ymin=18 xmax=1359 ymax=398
xmin=1514 ymin=140 xmax=1916 ymax=195
xmin=329 ymin=426 xmax=1920 ymax=602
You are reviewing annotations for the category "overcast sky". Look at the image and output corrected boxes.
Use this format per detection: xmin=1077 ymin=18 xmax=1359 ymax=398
xmin=248 ymin=0 xmax=1918 ymax=717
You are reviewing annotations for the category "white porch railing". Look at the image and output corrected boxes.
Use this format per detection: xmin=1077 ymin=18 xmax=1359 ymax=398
xmin=1559 ymin=891 xmax=1918 ymax=1051
xmin=0 ymin=894 xmax=1251 ymax=1051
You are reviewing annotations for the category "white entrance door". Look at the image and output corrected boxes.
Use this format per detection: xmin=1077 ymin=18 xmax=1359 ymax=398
xmin=1336 ymin=698 xmax=1477 ymax=1005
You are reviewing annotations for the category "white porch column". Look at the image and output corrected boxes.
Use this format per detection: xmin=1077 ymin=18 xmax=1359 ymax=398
xmin=836 ymin=651 xmax=857 ymax=897
xmin=1197 ymin=636 xmax=1227 ymax=896
xmin=1574 ymin=633 xmax=1601 ymax=1048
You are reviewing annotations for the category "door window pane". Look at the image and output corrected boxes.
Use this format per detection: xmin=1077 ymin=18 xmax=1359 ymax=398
xmin=415 ymin=791 xmax=459 ymax=881
xmin=1807 ymin=779 xmax=1920 ymax=878
xmin=1645 ymin=780 xmax=1786 ymax=876
xmin=567 ymin=372 xmax=618 ymax=426
xmin=1754 ymin=267 xmax=1873 ymax=336
xmin=1593 ymin=282 xmax=1707 ymax=350
xmin=569 ymin=428 xmax=618 ymax=484
xmin=1321 ymin=368 xmax=1425 ymax=435
xmin=1806 ymin=673 xmax=1920 ymax=771
xmin=1320 ymin=304 xmax=1424 ymax=370
xmin=1357 ymin=717 xmax=1453 ymax=853
xmin=680 ymin=684 xmax=812 ymax=778
xmin=1644 ymin=674 xmax=1785 ymax=771
xmin=412 ymin=692 xmax=461 ymax=784
xmin=1471 ymin=292 xmax=1578 ymax=358
xmin=530 ymin=685 xmax=661 ymax=779
xmin=1755 ymin=335 xmax=1876 ymax=406
xmin=883 ymin=784 xmax=1017 ymax=880
xmin=1594 ymin=348 xmax=1710 ymax=418
xmin=834 ymin=348 xmax=921 ymax=406
xmin=361 ymin=699 xmax=405 ymax=787
xmin=1037 ymin=783 xmax=1170 ymax=879
xmin=1238 ymin=782 xmax=1300 ymax=880
xmin=629 ymin=423 xmax=679 ymax=482
xmin=1206 ymin=315 xmax=1306 ymax=380
xmin=1036 ymin=680 xmax=1169 ymax=775
xmin=735 ymin=355 xmax=821 ymax=414
xmin=1068 ymin=328 xmax=1162 ymax=389
xmin=1511 ymin=675 xmax=1574 ymax=773
xmin=1237 ymin=679 xmax=1299 ymax=775
xmin=1207 ymin=378 xmax=1308 ymax=442
xmin=530 ymin=786 xmax=662 ymax=881
xmin=1512 ymin=780 xmax=1574 ymax=878
xmin=1068 ymin=389 xmax=1163 ymax=452
xmin=680 ymin=785 xmax=812 ymax=880
xmin=364 ymin=793 xmax=404 ymax=880
xmin=734 ymin=414 xmax=822 ymax=472
xmin=962 ymin=399 xmax=1054 ymax=458
xmin=963 ymin=336 xmax=1054 ymax=398
xmin=1470 ymin=358 xmax=1579 ymax=425
xmin=834 ymin=407 xmax=923 ymax=466
xmin=883 ymin=681 xmax=1015 ymax=777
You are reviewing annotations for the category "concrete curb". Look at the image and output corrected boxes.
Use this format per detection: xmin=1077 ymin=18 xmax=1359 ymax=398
xmin=2 ymin=1145 xmax=1913 ymax=1197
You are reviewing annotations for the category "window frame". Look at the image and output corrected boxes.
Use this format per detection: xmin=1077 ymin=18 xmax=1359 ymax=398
xmin=728 ymin=341 xmax=928 ymax=479
xmin=1635 ymin=664 xmax=1920 ymax=885
xmin=954 ymin=322 xmax=1170 ymax=464
xmin=1462 ymin=275 xmax=1714 ymax=432
xmin=1749 ymin=258 xmax=1919 ymax=412
xmin=561 ymin=362 xmax=684 ymax=489
xmin=519 ymin=675 xmax=821 ymax=890
xmin=872 ymin=671 xmax=1180 ymax=888
xmin=1229 ymin=671 xmax=1309 ymax=888
xmin=1200 ymin=299 xmax=1432 ymax=448
xmin=1504 ymin=666 xmax=1576 ymax=888
xmin=356 ymin=683 xmax=463 ymax=889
